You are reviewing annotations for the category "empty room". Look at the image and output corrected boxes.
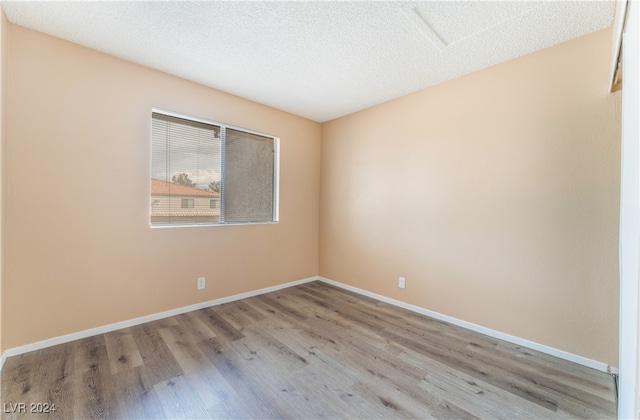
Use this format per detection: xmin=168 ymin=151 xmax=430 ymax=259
xmin=0 ymin=1 xmax=639 ymax=419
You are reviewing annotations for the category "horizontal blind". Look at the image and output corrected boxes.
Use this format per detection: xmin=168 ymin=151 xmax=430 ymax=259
xmin=151 ymin=113 xmax=221 ymax=225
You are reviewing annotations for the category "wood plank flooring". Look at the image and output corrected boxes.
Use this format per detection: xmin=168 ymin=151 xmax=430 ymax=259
xmin=0 ymin=281 xmax=616 ymax=419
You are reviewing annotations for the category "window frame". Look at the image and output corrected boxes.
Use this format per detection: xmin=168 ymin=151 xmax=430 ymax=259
xmin=150 ymin=108 xmax=280 ymax=228
xmin=181 ymin=198 xmax=195 ymax=209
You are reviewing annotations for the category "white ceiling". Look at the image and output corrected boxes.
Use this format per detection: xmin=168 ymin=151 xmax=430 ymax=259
xmin=2 ymin=1 xmax=615 ymax=123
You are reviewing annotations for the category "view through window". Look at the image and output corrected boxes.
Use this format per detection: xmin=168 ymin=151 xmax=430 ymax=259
xmin=150 ymin=110 xmax=278 ymax=226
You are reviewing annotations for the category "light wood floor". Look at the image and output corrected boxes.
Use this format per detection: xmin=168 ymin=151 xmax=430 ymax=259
xmin=1 ymin=281 xmax=616 ymax=419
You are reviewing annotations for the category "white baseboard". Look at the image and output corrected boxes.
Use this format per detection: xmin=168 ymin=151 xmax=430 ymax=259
xmin=1 ymin=275 xmax=616 ymax=375
xmin=318 ymin=276 xmax=616 ymax=374
xmin=0 ymin=276 xmax=318 ymax=364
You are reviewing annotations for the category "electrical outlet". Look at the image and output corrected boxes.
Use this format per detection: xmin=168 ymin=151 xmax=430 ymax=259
xmin=398 ymin=277 xmax=406 ymax=289
xmin=197 ymin=277 xmax=206 ymax=290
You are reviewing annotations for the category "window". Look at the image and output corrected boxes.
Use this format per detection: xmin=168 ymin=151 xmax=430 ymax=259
xmin=150 ymin=110 xmax=278 ymax=226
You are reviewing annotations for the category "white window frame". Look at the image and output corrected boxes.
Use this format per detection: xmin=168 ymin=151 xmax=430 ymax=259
xmin=150 ymin=108 xmax=280 ymax=228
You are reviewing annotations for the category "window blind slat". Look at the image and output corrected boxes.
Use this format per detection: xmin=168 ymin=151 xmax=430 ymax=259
xmin=151 ymin=112 xmax=222 ymax=225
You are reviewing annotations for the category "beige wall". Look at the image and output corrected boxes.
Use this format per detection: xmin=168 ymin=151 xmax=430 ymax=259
xmin=4 ymin=24 xmax=321 ymax=349
xmin=320 ymin=28 xmax=621 ymax=366
xmin=0 ymin=7 xmax=7 ymax=355
xmin=0 ymin=19 xmax=622 ymax=369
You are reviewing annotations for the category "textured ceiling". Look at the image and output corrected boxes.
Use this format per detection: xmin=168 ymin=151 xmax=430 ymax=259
xmin=2 ymin=1 xmax=615 ymax=122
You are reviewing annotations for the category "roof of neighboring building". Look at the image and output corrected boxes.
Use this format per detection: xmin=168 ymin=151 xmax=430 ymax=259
xmin=151 ymin=178 xmax=220 ymax=198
